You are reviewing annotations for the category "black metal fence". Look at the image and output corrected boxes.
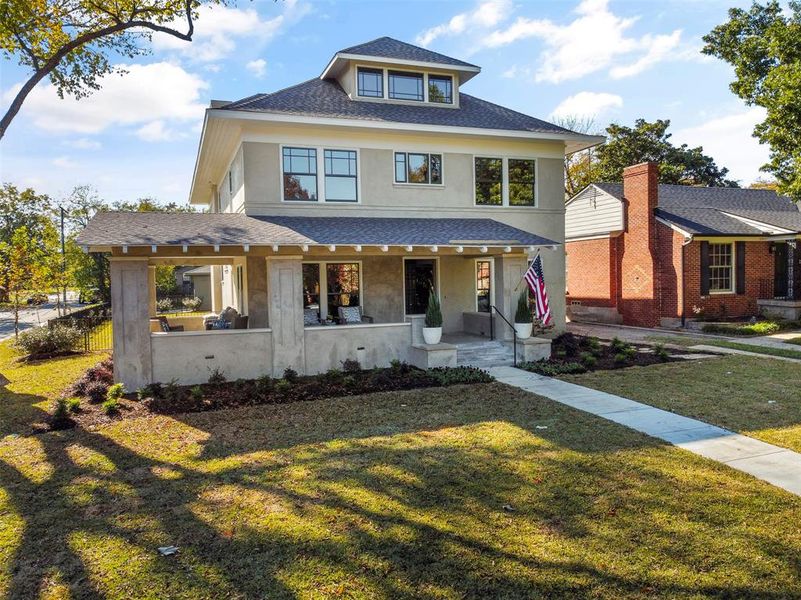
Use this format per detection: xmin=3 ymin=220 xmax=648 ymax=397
xmin=48 ymin=305 xmax=112 ymax=352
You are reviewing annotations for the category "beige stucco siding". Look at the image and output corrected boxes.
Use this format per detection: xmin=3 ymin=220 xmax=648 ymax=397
xmin=303 ymin=323 xmax=412 ymax=373
xmin=217 ymin=145 xmax=245 ymax=213
xmin=565 ymin=186 xmax=624 ymax=240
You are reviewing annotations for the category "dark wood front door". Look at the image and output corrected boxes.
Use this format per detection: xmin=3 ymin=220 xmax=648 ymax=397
xmin=404 ymin=259 xmax=436 ymax=315
xmin=774 ymin=243 xmax=789 ymax=299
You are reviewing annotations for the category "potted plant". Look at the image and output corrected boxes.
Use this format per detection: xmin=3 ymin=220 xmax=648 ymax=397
xmin=422 ymin=288 xmax=443 ymax=344
xmin=514 ymin=289 xmax=533 ymax=340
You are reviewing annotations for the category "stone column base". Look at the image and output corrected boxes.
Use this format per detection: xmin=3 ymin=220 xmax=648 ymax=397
xmin=519 ymin=337 xmax=551 ymax=363
xmin=410 ymin=343 xmax=457 ymax=369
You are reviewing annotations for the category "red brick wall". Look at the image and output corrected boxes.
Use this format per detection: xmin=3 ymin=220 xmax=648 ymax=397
xmin=619 ymin=163 xmax=660 ymax=327
xmin=566 ymin=237 xmax=616 ymax=306
xmin=683 ymin=240 xmax=772 ymax=319
xmin=655 ymin=223 xmax=684 ymax=320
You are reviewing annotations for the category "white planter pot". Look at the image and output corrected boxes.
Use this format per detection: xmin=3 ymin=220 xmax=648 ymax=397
xmin=422 ymin=326 xmax=442 ymax=345
xmin=514 ymin=322 xmax=533 ymax=340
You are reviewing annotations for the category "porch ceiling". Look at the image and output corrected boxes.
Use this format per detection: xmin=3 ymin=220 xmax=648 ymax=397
xmin=77 ymin=212 xmax=559 ymax=253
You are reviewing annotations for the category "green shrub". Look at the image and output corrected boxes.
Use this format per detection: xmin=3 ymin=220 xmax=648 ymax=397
xmin=614 ymin=352 xmax=631 ymax=365
xmin=85 ymin=380 xmax=109 ymax=404
xmin=275 ymin=379 xmax=292 ymax=394
xmin=553 ymin=332 xmax=580 ymax=357
xmin=701 ymin=321 xmax=781 ymax=336
xmin=610 ymin=337 xmax=628 ymax=352
xmin=424 ymin=288 xmax=443 ymax=328
xmin=208 ymin=368 xmax=226 ymax=385
xmin=579 ymin=352 xmax=597 ymax=369
xmin=66 ymin=397 xmax=82 ymax=413
xmin=522 ymin=360 xmax=587 ymax=376
xmin=181 ymin=296 xmax=202 ymax=311
xmin=137 ymin=382 xmax=162 ymax=400
xmin=156 ymin=298 xmax=174 ymax=312
xmin=164 ymin=380 xmax=182 ymax=402
xmin=53 ymin=397 xmax=69 ymax=421
xmin=342 ymin=358 xmax=361 ymax=373
xmin=255 ymin=376 xmax=273 ymax=394
xmin=101 ymin=398 xmax=119 ymax=415
xmin=653 ymin=343 xmax=670 ymax=361
xmin=282 ymin=367 xmax=299 ymax=383
xmin=106 ymin=383 xmax=125 ymax=401
xmin=190 ymin=385 xmax=204 ymax=402
xmin=427 ymin=366 xmax=494 ymax=385
xmin=16 ymin=324 xmax=82 ymax=357
xmin=514 ymin=289 xmax=532 ymax=324
xmin=785 ymin=337 xmax=801 ymax=346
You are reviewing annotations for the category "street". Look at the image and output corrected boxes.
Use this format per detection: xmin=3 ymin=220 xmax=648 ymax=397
xmin=0 ymin=293 xmax=83 ymax=341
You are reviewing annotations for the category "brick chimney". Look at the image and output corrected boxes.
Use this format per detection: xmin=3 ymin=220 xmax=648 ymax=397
xmin=618 ymin=162 xmax=660 ymax=327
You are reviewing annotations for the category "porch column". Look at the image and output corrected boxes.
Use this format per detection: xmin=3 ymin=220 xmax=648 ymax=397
xmin=267 ymin=256 xmax=305 ymax=376
xmin=110 ymin=258 xmax=153 ymax=390
xmin=494 ymin=256 xmax=528 ymax=341
xmin=148 ymin=266 xmax=157 ymax=316
xmin=210 ymin=265 xmax=223 ymax=312
xmin=246 ymin=256 xmax=269 ymax=328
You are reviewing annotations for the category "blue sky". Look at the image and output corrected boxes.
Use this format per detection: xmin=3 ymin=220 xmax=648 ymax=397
xmin=0 ymin=0 xmax=768 ymax=206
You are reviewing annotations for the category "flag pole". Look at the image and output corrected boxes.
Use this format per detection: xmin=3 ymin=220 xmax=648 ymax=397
xmin=513 ymin=249 xmax=540 ymax=292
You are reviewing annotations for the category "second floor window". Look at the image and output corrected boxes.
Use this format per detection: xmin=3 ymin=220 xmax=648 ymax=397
xmin=475 ymin=157 xmax=503 ymax=205
xmin=357 ymin=67 xmax=383 ymax=98
xmin=509 ymin=159 xmax=536 ymax=206
xmin=324 ymin=149 xmax=358 ymax=202
xmin=394 ymin=152 xmax=442 ymax=184
xmin=283 ymin=147 xmax=317 ymax=201
xmin=428 ymin=75 xmax=453 ymax=104
xmin=388 ymin=71 xmax=424 ymax=101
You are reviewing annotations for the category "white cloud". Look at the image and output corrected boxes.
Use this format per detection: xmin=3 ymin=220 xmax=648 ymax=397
xmin=7 ymin=62 xmax=207 ymax=136
xmin=135 ymin=120 xmax=180 ymax=142
xmin=672 ymin=107 xmax=770 ymax=185
xmin=416 ymin=0 xmax=510 ymax=47
xmin=481 ymin=0 xmax=682 ymax=83
xmin=153 ymin=1 xmax=310 ymax=62
xmin=64 ymin=137 xmax=102 ymax=150
xmin=550 ymin=91 xmax=623 ymax=120
xmin=246 ymin=58 xmax=267 ymax=78
xmin=52 ymin=156 xmax=78 ymax=168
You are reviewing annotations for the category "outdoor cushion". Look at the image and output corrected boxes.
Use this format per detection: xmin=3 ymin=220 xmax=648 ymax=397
xmin=304 ymin=308 xmax=319 ymax=326
xmin=339 ymin=306 xmax=362 ymax=324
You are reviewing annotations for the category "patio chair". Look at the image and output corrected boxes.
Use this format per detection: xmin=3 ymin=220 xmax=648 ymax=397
xmin=156 ymin=315 xmax=184 ymax=332
xmin=337 ymin=306 xmax=373 ymax=325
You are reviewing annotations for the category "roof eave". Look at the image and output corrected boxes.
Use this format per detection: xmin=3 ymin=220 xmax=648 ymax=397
xmin=321 ymin=52 xmax=481 ymax=84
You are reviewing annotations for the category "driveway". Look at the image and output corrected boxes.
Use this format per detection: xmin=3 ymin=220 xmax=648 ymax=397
xmin=0 ymin=294 xmax=83 ymax=341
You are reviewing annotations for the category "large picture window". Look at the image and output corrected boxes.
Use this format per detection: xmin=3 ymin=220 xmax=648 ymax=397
xmin=388 ymin=71 xmax=424 ymax=101
xmin=476 ymin=260 xmax=492 ymax=312
xmin=475 ymin=157 xmax=503 ymax=205
xmin=428 ymin=75 xmax=453 ymax=104
xmin=326 ymin=263 xmax=360 ymax=321
xmin=508 ymin=159 xmax=536 ymax=206
xmin=357 ymin=67 xmax=383 ymax=98
xmin=282 ymin=147 xmax=317 ymax=201
xmin=394 ymin=152 xmax=442 ymax=184
xmin=709 ymin=243 xmax=734 ymax=293
xmin=324 ymin=149 xmax=357 ymax=202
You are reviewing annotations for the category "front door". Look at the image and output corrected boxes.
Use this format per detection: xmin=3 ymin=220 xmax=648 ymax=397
xmin=775 ymin=243 xmax=789 ymax=299
xmin=404 ymin=259 xmax=436 ymax=315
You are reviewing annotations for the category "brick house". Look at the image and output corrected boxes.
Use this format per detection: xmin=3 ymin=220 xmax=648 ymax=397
xmin=565 ymin=162 xmax=801 ymax=327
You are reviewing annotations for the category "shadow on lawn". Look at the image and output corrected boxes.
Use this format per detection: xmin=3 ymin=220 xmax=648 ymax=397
xmin=0 ymin=383 xmax=799 ymax=598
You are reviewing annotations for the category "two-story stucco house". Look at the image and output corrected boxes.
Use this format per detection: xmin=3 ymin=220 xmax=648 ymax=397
xmin=77 ymin=37 xmax=602 ymax=389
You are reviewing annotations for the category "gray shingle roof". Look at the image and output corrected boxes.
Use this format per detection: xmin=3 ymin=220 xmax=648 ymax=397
xmin=76 ymin=212 xmax=557 ymax=248
xmin=593 ymin=182 xmax=800 ymax=235
xmin=222 ymin=78 xmax=573 ymax=135
xmin=337 ymin=37 xmax=479 ymax=69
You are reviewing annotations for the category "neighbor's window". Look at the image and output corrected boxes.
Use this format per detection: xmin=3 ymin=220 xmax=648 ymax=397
xmin=709 ymin=243 xmax=734 ymax=293
xmin=476 ymin=260 xmax=492 ymax=312
xmin=282 ymin=147 xmax=317 ymax=201
xmin=326 ymin=263 xmax=360 ymax=321
xmin=509 ymin=159 xmax=536 ymax=206
xmin=324 ymin=149 xmax=358 ymax=202
xmin=475 ymin=157 xmax=503 ymax=205
xmin=357 ymin=67 xmax=383 ymax=98
xmin=388 ymin=70 xmax=424 ymax=101
xmin=394 ymin=152 xmax=442 ymax=184
xmin=428 ymin=75 xmax=453 ymax=104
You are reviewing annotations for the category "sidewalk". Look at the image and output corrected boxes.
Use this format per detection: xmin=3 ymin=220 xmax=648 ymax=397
xmin=489 ymin=366 xmax=801 ymax=497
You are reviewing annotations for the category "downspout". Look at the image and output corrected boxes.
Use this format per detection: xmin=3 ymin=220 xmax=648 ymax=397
xmin=680 ymin=235 xmax=693 ymax=327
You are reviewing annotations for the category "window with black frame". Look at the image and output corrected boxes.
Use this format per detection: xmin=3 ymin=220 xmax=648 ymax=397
xmin=357 ymin=67 xmax=383 ymax=98
xmin=388 ymin=71 xmax=424 ymax=101
xmin=326 ymin=263 xmax=360 ymax=321
xmin=509 ymin=159 xmax=536 ymax=206
xmin=476 ymin=260 xmax=491 ymax=312
xmin=404 ymin=259 xmax=436 ymax=314
xmin=282 ymin=147 xmax=317 ymax=201
xmin=394 ymin=152 xmax=442 ymax=184
xmin=302 ymin=264 xmax=321 ymax=323
xmin=428 ymin=75 xmax=453 ymax=104
xmin=324 ymin=149 xmax=357 ymax=202
xmin=475 ymin=157 xmax=502 ymax=205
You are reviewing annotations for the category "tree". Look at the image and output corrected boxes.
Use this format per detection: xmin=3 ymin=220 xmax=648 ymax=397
xmin=554 ymin=116 xmax=603 ymax=197
xmin=703 ymin=1 xmax=801 ymax=201
xmin=0 ymin=225 xmax=52 ymax=338
xmin=0 ymin=184 xmax=54 ymax=291
xmin=0 ymin=0 xmax=226 ymax=140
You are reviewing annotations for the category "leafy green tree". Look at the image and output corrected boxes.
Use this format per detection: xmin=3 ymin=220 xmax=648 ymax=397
xmin=703 ymin=1 xmax=801 ymax=200
xmin=554 ymin=116 xmax=604 ymax=197
xmin=0 ymin=184 xmax=54 ymax=291
xmin=0 ymin=0 xmax=227 ymax=139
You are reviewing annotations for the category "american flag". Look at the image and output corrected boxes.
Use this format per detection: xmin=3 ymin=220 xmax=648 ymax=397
xmin=523 ymin=254 xmax=551 ymax=325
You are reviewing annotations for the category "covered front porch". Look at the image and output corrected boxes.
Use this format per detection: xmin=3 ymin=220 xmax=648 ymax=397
xmin=78 ymin=213 xmax=559 ymax=388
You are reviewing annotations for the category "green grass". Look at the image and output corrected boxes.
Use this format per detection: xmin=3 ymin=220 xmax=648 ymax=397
xmin=785 ymin=337 xmax=801 ymax=346
xmin=704 ymin=340 xmax=801 ymax=361
xmin=1 ymin=361 xmax=801 ymax=597
xmin=0 ymin=340 xmax=108 ymax=436
xmin=563 ymin=354 xmax=801 ymax=453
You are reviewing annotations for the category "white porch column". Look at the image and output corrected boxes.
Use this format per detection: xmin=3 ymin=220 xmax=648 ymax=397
xmin=494 ymin=255 xmax=528 ymax=341
xmin=210 ymin=265 xmax=223 ymax=312
xmin=148 ymin=266 xmax=157 ymax=316
xmin=267 ymin=256 xmax=305 ymax=376
xmin=110 ymin=258 xmax=153 ymax=390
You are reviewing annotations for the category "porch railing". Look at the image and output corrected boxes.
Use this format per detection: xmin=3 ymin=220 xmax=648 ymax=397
xmin=488 ymin=304 xmax=518 ymax=367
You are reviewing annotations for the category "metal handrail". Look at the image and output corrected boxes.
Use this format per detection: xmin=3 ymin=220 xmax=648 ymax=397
xmin=488 ymin=304 xmax=517 ymax=367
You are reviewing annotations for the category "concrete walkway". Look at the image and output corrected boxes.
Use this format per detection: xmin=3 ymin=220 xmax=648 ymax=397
xmin=690 ymin=344 xmax=801 ymax=364
xmin=489 ymin=366 xmax=801 ymax=496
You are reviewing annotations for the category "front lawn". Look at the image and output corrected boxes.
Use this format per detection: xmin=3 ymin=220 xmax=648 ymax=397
xmin=563 ymin=354 xmax=801 ymax=453
xmin=1 ymin=376 xmax=801 ymax=597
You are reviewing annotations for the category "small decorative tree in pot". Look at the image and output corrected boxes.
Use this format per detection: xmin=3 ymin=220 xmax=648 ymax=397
xmin=514 ymin=289 xmax=533 ymax=340
xmin=422 ymin=288 xmax=443 ymax=344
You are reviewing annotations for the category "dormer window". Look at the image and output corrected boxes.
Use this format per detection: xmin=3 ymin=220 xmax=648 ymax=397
xmin=428 ymin=75 xmax=453 ymax=104
xmin=357 ymin=67 xmax=383 ymax=98
xmin=388 ymin=71 xmax=424 ymax=102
